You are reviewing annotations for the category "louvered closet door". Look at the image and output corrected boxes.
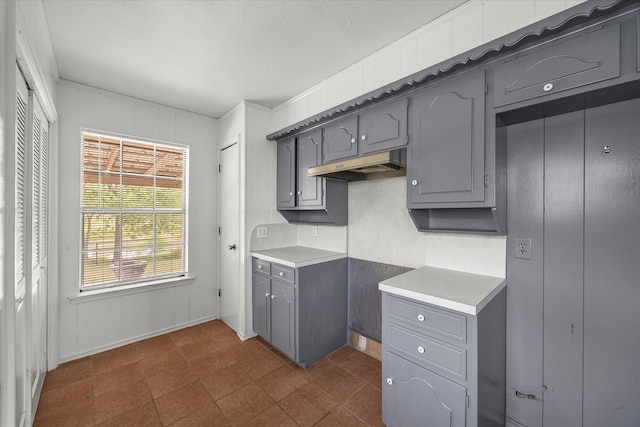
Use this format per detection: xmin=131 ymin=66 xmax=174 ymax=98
xmin=28 ymin=94 xmax=49 ymax=409
xmin=14 ymin=66 xmax=30 ymax=427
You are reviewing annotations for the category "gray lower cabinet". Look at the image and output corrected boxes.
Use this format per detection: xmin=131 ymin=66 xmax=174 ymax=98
xmin=382 ymin=291 xmax=506 ymax=427
xmin=252 ymin=257 xmax=348 ymax=367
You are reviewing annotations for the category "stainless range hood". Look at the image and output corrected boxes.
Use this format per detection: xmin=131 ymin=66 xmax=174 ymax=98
xmin=307 ymin=150 xmax=406 ymax=181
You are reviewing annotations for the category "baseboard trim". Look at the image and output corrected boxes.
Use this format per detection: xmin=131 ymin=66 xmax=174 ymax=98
xmin=57 ymin=315 xmax=219 ymax=364
xmin=348 ymin=329 xmax=382 ymax=361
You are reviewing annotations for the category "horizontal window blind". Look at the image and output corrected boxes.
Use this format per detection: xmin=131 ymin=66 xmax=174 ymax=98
xmin=80 ymin=131 xmax=188 ymax=289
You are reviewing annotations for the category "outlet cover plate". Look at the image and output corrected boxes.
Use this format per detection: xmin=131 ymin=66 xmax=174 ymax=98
xmin=257 ymin=226 xmax=268 ymax=238
xmin=514 ymin=237 xmax=532 ymax=260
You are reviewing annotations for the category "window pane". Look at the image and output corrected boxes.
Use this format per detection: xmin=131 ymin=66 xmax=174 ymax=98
xmin=99 ymin=137 xmax=121 ymax=173
xmin=99 ymin=175 xmax=121 ymax=208
xmin=156 ymin=213 xmax=182 ymax=245
xmin=82 ymin=178 xmax=100 ymax=208
xmin=156 ymin=147 xmax=183 ymax=178
xmin=156 ymin=185 xmax=183 ymax=209
xmin=82 ymin=136 xmax=100 ymax=172
xmin=82 ymin=213 xmax=117 ymax=251
xmin=122 ymin=140 xmax=154 ymax=176
xmin=122 ymin=176 xmax=154 ymax=209
xmin=82 ymin=249 xmax=119 ymax=286
xmin=122 ymin=214 xmax=154 ymax=247
xmin=156 ymin=245 xmax=183 ymax=275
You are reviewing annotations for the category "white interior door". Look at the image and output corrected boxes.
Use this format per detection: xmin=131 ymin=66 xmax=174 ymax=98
xmin=219 ymin=140 xmax=240 ymax=332
xmin=15 ymin=65 xmax=30 ymax=427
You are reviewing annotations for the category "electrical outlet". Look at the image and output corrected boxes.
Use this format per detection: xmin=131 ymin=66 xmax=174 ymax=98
xmin=312 ymin=226 xmax=318 ymax=237
xmin=256 ymin=226 xmax=268 ymax=238
xmin=514 ymin=238 xmax=532 ymax=260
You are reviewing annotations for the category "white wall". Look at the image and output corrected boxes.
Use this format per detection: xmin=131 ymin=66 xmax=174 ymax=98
xmin=56 ymin=80 xmax=218 ymax=361
xmin=269 ymin=0 xmax=586 ymax=278
xmin=218 ymin=100 xmax=284 ymax=339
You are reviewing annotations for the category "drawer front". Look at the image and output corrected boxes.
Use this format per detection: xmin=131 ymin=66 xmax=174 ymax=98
xmin=494 ymin=23 xmax=621 ymax=107
xmin=388 ymin=295 xmax=466 ymax=343
xmin=253 ymin=258 xmax=271 ymax=276
xmin=389 ymin=323 xmax=466 ymax=380
xmin=272 ymin=264 xmax=295 ymax=284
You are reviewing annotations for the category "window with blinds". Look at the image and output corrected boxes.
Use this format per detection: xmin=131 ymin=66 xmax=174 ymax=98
xmin=80 ymin=131 xmax=188 ymax=289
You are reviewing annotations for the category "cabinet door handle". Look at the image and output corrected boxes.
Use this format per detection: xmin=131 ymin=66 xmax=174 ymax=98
xmin=279 ymin=272 xmax=284 ymax=277
xmin=297 ymin=190 xmax=302 ymax=195
xmin=417 ymin=346 xmax=425 ymax=354
xmin=411 ymin=180 xmax=418 ymax=186
xmin=289 ymin=192 xmax=294 ymax=196
xmin=543 ymin=82 xmax=554 ymax=92
xmin=270 ymin=294 xmax=276 ymax=300
xmin=361 ymin=135 xmax=367 ymax=141
xmin=417 ymin=314 xmax=425 ymax=322
xmin=386 ymin=377 xmax=393 ymax=385
xmin=265 ymin=292 xmax=270 ymax=298
xmin=350 ymin=138 xmax=356 ymax=144
xmin=258 ymin=265 xmax=263 ymax=270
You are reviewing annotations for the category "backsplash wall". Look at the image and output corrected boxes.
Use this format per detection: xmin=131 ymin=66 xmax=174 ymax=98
xmin=348 ymin=177 xmax=506 ymax=278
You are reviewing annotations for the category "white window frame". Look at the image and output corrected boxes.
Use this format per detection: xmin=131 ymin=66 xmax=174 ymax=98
xmin=79 ymin=129 xmax=189 ymax=291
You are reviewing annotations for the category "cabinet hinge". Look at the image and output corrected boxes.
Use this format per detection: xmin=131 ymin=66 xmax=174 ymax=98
xmin=218 ymin=289 xmax=221 ymax=297
xmin=218 ymin=226 xmax=221 ymax=235
xmin=218 ymin=164 xmax=221 ymax=173
xmin=466 ymin=394 xmax=470 ymax=408
xmin=485 ymin=83 xmax=489 ymax=95
xmin=484 ymin=175 xmax=489 ymax=187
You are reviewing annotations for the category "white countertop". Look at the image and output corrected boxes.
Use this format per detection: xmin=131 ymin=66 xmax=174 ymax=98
xmin=251 ymin=246 xmax=347 ymax=268
xmin=379 ymin=265 xmax=505 ymax=315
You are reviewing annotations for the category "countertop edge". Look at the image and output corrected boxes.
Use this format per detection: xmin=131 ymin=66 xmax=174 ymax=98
xmin=250 ymin=249 xmax=347 ymax=268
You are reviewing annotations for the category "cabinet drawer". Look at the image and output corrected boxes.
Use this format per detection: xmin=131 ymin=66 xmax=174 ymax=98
xmin=253 ymin=258 xmax=271 ymax=276
xmin=389 ymin=323 xmax=466 ymax=380
xmin=272 ymin=264 xmax=295 ymax=284
xmin=388 ymin=295 xmax=466 ymax=343
xmin=494 ymin=23 xmax=621 ymax=107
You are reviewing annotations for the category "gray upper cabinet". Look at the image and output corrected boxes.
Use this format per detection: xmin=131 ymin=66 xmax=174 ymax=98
xmin=493 ymin=23 xmax=621 ymax=108
xmin=408 ymin=70 xmax=486 ymax=206
xmin=322 ymin=98 xmax=408 ymax=163
xmin=360 ymin=98 xmax=408 ymax=155
xmin=322 ymin=116 xmax=358 ymax=163
xmin=276 ymin=137 xmax=296 ymax=209
xmin=296 ymin=128 xmax=324 ymax=207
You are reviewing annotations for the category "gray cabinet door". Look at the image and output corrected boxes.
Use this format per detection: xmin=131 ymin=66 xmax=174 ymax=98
xmin=384 ymin=352 xmax=466 ymax=427
xmin=297 ymin=128 xmax=324 ymax=208
xmin=408 ymin=70 xmax=486 ymax=205
xmin=322 ymin=115 xmax=358 ymax=163
xmin=252 ymin=273 xmax=271 ymax=341
xmin=494 ymin=23 xmax=620 ymax=108
xmin=360 ymin=98 xmax=408 ymax=155
xmin=276 ymin=138 xmax=296 ymax=209
xmin=270 ymin=279 xmax=296 ymax=360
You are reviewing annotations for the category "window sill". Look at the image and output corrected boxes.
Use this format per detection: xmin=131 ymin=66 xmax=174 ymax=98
xmin=68 ymin=275 xmax=195 ymax=304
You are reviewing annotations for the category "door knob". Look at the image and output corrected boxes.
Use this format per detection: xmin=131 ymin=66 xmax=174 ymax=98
xmin=228 ymin=244 xmax=236 ymax=250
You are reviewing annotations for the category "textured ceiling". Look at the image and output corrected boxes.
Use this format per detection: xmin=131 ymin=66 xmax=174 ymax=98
xmin=43 ymin=0 xmax=467 ymax=118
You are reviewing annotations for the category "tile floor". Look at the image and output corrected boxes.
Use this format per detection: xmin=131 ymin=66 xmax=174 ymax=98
xmin=35 ymin=320 xmax=383 ymax=426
